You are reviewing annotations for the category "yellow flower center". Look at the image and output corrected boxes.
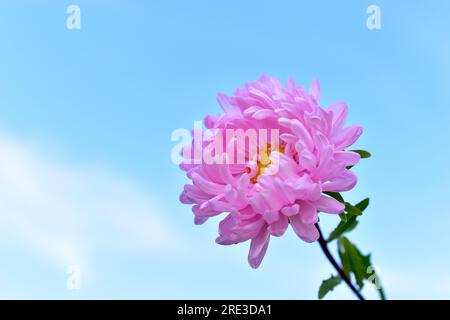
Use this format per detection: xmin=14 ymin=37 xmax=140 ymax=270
xmin=246 ymin=144 xmax=285 ymax=184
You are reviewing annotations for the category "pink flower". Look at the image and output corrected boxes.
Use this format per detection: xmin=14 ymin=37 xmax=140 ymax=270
xmin=179 ymin=75 xmax=363 ymax=268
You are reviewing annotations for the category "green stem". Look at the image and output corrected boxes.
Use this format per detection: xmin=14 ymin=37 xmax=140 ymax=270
xmin=316 ymin=223 xmax=365 ymax=300
xmin=378 ymin=287 xmax=386 ymax=300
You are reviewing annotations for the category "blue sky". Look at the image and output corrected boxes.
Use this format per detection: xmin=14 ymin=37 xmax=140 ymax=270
xmin=0 ymin=0 xmax=450 ymax=299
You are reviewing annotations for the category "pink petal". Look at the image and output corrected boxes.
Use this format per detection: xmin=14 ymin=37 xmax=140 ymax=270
xmin=334 ymin=151 xmax=361 ymax=166
xmin=217 ymin=93 xmax=240 ymax=114
xmin=253 ymin=109 xmax=276 ymax=120
xmin=263 ymin=210 xmax=280 ymax=224
xmin=194 ymin=216 xmax=208 ymax=225
xmin=281 ymin=203 xmax=300 ymax=217
xmin=290 ymin=175 xmax=321 ymax=201
xmin=322 ymin=170 xmax=358 ymax=192
xmin=327 ymin=101 xmax=348 ymax=130
xmin=268 ymin=215 xmax=289 ymax=237
xmin=290 ymin=214 xmax=320 ymax=243
xmin=248 ymin=229 xmax=270 ymax=269
xmin=333 ymin=125 xmax=363 ymax=150
xmin=315 ymin=195 xmax=345 ymax=214
xmin=179 ymin=191 xmax=194 ymax=204
xmin=299 ymin=201 xmax=318 ymax=224
xmin=191 ymin=172 xmax=226 ymax=195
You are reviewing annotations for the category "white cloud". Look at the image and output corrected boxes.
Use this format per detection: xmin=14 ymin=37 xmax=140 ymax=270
xmin=0 ymin=134 xmax=179 ymax=272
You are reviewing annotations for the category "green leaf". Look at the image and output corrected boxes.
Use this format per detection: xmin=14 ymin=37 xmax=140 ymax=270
xmin=337 ymin=237 xmax=387 ymax=299
xmin=327 ymin=215 xmax=358 ymax=242
xmin=351 ymin=150 xmax=372 ymax=159
xmin=355 ymin=198 xmax=370 ymax=212
xmin=345 ymin=202 xmax=362 ymax=216
xmin=337 ymin=238 xmax=351 ymax=275
xmin=337 ymin=237 xmax=371 ymax=289
xmin=318 ymin=275 xmax=342 ymax=299
xmin=323 ymin=191 xmax=345 ymax=204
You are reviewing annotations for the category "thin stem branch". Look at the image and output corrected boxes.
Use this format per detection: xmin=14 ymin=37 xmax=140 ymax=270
xmin=316 ymin=223 xmax=365 ymax=300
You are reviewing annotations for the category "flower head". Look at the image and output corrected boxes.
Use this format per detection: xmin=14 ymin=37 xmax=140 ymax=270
xmin=179 ymin=75 xmax=362 ymax=268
